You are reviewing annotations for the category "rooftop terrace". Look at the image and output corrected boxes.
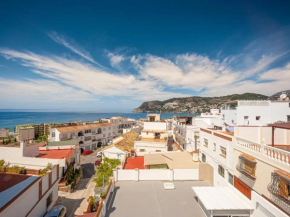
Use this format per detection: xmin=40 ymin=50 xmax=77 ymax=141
xmin=105 ymin=180 xmax=210 ymax=217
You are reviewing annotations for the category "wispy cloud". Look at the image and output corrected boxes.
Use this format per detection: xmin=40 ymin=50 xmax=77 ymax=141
xmin=47 ymin=31 xmax=103 ymax=67
xmin=0 ymin=48 xmax=188 ymax=103
xmin=106 ymin=51 xmax=125 ymax=68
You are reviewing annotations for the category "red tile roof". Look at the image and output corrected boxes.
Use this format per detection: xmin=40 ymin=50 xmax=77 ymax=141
xmin=124 ymin=156 xmax=145 ymax=169
xmin=38 ymin=142 xmax=47 ymax=147
xmin=0 ymin=173 xmax=30 ymax=192
xmin=37 ymin=149 xmax=75 ymax=162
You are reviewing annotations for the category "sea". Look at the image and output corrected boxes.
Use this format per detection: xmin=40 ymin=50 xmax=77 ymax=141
xmin=0 ymin=110 xmax=198 ymax=131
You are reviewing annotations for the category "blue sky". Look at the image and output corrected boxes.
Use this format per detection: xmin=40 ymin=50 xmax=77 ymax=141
xmin=0 ymin=0 xmax=290 ymax=112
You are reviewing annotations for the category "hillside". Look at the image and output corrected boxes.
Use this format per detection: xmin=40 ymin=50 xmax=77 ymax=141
xmin=271 ymin=89 xmax=290 ymax=99
xmin=132 ymin=93 xmax=268 ymax=113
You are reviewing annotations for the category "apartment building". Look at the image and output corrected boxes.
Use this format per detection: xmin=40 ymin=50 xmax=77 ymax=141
xmin=49 ymin=123 xmax=119 ymax=152
xmin=221 ymin=99 xmax=290 ymax=126
xmin=172 ymin=111 xmax=223 ymax=152
xmin=134 ymin=121 xmax=169 ymax=155
xmin=234 ymin=123 xmax=290 ymax=216
xmin=0 ymin=128 xmax=9 ymax=138
xmin=16 ymin=126 xmax=35 ymax=141
xmin=16 ymin=123 xmax=50 ymax=138
xmin=199 ymin=128 xmax=235 ymax=186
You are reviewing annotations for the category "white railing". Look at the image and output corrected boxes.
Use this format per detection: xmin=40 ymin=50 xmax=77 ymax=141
xmin=236 ymin=137 xmax=290 ymax=165
xmin=236 ymin=137 xmax=262 ymax=154
xmin=263 ymin=145 xmax=290 ymax=165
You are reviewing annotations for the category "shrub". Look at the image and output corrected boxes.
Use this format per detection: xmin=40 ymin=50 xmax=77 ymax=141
xmin=100 ymin=192 xmax=106 ymax=199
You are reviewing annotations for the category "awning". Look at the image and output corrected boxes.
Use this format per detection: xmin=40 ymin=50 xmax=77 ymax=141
xmin=240 ymin=154 xmax=256 ymax=163
xmin=192 ymin=187 xmax=253 ymax=216
xmin=275 ymin=170 xmax=290 ymax=181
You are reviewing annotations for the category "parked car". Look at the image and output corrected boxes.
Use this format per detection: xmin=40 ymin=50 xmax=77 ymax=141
xmin=82 ymin=150 xmax=93 ymax=156
xmin=94 ymin=160 xmax=102 ymax=166
xmin=96 ymin=151 xmax=102 ymax=158
xmin=45 ymin=205 xmax=66 ymax=217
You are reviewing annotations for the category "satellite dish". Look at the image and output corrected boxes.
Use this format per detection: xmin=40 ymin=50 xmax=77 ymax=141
xmin=280 ymin=93 xmax=287 ymax=99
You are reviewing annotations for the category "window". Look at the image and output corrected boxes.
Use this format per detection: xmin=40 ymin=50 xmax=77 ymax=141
xmin=108 ymin=133 xmax=111 ymax=136
xmin=103 ymin=134 xmax=106 ymax=137
xmin=256 ymin=116 xmax=261 ymax=120
xmin=204 ymin=139 xmax=208 ymax=147
xmin=156 ymin=150 xmax=161 ymax=152
xmin=52 ymin=132 xmax=55 ymax=137
xmin=109 ymin=127 xmax=111 ymax=130
xmin=202 ymin=153 xmax=206 ymax=163
xmin=244 ymin=116 xmax=249 ymax=120
xmin=85 ymin=136 xmax=91 ymax=141
xmin=228 ymin=173 xmax=234 ymax=185
xmin=220 ymin=146 xmax=227 ymax=158
xmin=237 ymin=155 xmax=256 ymax=178
xmin=97 ymin=128 xmax=102 ymax=134
xmin=46 ymin=192 xmax=53 ymax=209
xmin=140 ymin=149 xmax=145 ymax=152
xmin=288 ymin=115 xmax=290 ymax=122
xmin=213 ymin=143 xmax=216 ymax=151
xmin=218 ymin=165 xmax=225 ymax=178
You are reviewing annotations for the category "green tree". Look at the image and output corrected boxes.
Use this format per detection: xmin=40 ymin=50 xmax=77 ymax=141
xmin=94 ymin=158 xmax=120 ymax=187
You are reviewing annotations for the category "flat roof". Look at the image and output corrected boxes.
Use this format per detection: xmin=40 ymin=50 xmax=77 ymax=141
xmin=56 ymin=123 xmax=115 ymax=133
xmin=106 ymin=181 xmax=210 ymax=217
xmin=37 ymin=149 xmax=75 ymax=161
xmin=0 ymin=173 xmax=39 ymax=211
xmin=144 ymin=152 xmax=199 ymax=169
xmin=46 ymin=139 xmax=79 ymax=146
xmin=192 ymin=187 xmax=253 ymax=211
xmin=124 ymin=156 xmax=145 ymax=169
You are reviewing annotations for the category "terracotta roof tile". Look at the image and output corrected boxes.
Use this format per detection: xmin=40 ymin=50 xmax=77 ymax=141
xmin=56 ymin=123 xmax=115 ymax=133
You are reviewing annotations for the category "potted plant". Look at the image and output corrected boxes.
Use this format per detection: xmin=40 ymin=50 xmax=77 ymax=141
xmin=100 ymin=192 xmax=106 ymax=199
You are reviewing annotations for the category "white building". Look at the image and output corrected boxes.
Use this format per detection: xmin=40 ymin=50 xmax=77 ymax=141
xmin=172 ymin=111 xmax=223 ymax=152
xmin=199 ymin=128 xmax=235 ymax=186
xmin=134 ymin=122 xmax=169 ymax=155
xmin=233 ymin=123 xmax=290 ymax=216
xmin=103 ymin=131 xmax=139 ymax=162
xmin=0 ymin=165 xmax=59 ymax=217
xmin=0 ymin=140 xmax=80 ymax=177
xmin=49 ymin=123 xmax=119 ymax=152
xmin=221 ymin=100 xmax=290 ymax=126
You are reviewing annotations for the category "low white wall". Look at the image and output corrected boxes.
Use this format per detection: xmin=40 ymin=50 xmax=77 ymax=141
xmin=116 ymin=170 xmax=135 ymax=181
xmin=42 ymin=174 xmax=49 ymax=194
xmin=173 ymin=169 xmax=199 ymax=180
xmin=114 ymin=169 xmax=199 ymax=181
xmin=143 ymin=122 xmax=167 ymax=130
xmin=251 ymin=191 xmax=288 ymax=217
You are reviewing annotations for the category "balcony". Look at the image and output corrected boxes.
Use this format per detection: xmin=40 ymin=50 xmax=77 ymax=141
xmin=236 ymin=137 xmax=290 ymax=165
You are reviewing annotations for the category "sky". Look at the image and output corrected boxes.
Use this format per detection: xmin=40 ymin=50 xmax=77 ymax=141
xmin=0 ymin=0 xmax=290 ymax=112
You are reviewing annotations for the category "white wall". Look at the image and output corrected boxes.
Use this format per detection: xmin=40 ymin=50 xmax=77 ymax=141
xmin=251 ymin=191 xmax=288 ymax=217
xmin=114 ymin=169 xmax=199 ymax=181
xmin=221 ymin=109 xmax=236 ymax=126
xmin=143 ymin=122 xmax=167 ymax=131
xmin=271 ymin=101 xmax=290 ymax=123
xmin=199 ymin=130 xmax=234 ymax=186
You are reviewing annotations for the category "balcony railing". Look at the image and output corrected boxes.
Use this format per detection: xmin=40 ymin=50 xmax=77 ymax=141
xmin=236 ymin=137 xmax=290 ymax=165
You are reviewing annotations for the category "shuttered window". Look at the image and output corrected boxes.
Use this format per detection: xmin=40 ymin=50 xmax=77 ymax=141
xmin=278 ymin=177 xmax=289 ymax=199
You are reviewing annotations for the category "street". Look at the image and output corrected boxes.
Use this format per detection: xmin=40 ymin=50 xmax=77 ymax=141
xmin=58 ymin=149 xmax=101 ymax=217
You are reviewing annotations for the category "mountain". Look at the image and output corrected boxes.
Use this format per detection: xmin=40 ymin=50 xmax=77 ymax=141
xmin=132 ymin=93 xmax=268 ymax=113
xmin=271 ymin=89 xmax=290 ymax=99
